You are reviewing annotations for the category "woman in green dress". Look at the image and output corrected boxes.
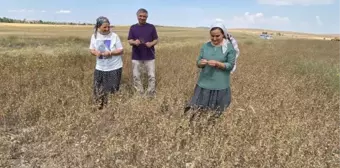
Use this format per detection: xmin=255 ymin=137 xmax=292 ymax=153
xmin=185 ymin=22 xmax=236 ymax=117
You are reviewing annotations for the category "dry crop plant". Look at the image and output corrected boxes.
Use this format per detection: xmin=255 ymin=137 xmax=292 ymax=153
xmin=0 ymin=25 xmax=339 ymax=168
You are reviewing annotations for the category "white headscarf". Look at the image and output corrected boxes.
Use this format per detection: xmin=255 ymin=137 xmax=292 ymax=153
xmin=210 ymin=22 xmax=229 ymax=54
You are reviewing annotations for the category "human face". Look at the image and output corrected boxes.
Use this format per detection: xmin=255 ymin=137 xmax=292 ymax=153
xmin=137 ymin=12 xmax=148 ymax=24
xmin=210 ymin=28 xmax=224 ymax=45
xmin=98 ymin=22 xmax=110 ymax=34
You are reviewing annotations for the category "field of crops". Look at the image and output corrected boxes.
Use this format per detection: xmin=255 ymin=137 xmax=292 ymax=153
xmin=0 ymin=24 xmax=339 ymax=167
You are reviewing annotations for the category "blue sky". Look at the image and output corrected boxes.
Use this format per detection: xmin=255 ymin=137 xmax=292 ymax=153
xmin=1 ymin=0 xmax=339 ymax=34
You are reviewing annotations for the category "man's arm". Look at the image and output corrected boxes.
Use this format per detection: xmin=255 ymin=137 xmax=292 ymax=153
xmin=128 ymin=39 xmax=136 ymax=46
xmin=127 ymin=25 xmax=136 ymax=46
xmin=149 ymin=25 xmax=159 ymax=47
xmin=149 ymin=39 xmax=158 ymax=46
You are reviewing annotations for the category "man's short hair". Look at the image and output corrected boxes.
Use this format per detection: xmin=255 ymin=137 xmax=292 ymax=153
xmin=137 ymin=8 xmax=148 ymax=15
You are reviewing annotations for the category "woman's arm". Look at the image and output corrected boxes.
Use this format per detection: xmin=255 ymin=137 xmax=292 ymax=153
xmin=110 ymin=48 xmax=123 ymax=56
xmin=207 ymin=49 xmax=236 ymax=70
xmin=197 ymin=45 xmax=207 ymax=68
xmin=222 ymin=49 xmax=236 ymax=71
xmin=89 ymin=35 xmax=101 ymax=57
xmin=107 ymin=35 xmax=124 ymax=56
xmin=90 ymin=49 xmax=101 ymax=57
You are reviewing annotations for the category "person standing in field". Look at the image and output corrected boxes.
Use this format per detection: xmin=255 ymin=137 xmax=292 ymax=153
xmin=184 ymin=22 xmax=236 ymax=118
xmin=89 ymin=16 xmax=124 ymax=109
xmin=128 ymin=8 xmax=159 ymax=97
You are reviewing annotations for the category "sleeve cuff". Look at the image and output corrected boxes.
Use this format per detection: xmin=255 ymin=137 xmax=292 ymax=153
xmin=224 ymin=63 xmax=233 ymax=70
xmin=197 ymin=60 xmax=202 ymax=66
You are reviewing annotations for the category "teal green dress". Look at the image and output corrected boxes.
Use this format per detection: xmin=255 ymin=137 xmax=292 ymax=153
xmin=185 ymin=40 xmax=236 ymax=116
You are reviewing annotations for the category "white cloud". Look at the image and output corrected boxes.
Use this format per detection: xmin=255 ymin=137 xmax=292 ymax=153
xmin=230 ymin=12 xmax=290 ymax=28
xmin=41 ymin=10 xmax=46 ymax=13
xmin=56 ymin=10 xmax=71 ymax=14
xmin=257 ymin=0 xmax=335 ymax=5
xmin=215 ymin=18 xmax=224 ymax=22
xmin=316 ymin=16 xmax=323 ymax=26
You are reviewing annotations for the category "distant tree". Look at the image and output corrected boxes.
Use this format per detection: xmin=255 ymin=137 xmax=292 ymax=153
xmin=0 ymin=16 xmax=95 ymax=25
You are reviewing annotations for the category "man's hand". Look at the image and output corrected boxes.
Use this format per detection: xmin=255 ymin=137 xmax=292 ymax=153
xmin=145 ymin=42 xmax=153 ymax=48
xmin=134 ymin=39 xmax=141 ymax=46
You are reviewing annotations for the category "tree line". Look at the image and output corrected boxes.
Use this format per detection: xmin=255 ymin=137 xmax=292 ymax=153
xmin=0 ymin=17 xmax=94 ymax=25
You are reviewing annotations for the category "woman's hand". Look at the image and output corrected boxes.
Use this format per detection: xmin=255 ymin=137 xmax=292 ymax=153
xmin=102 ymin=51 xmax=111 ymax=57
xmin=200 ymin=59 xmax=208 ymax=65
xmin=208 ymin=60 xmax=225 ymax=69
xmin=91 ymin=49 xmax=101 ymax=57
xmin=110 ymin=48 xmax=124 ymax=56
xmin=208 ymin=60 xmax=218 ymax=67
xmin=198 ymin=59 xmax=208 ymax=68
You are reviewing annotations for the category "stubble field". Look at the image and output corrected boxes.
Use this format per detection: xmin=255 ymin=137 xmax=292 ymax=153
xmin=0 ymin=23 xmax=339 ymax=168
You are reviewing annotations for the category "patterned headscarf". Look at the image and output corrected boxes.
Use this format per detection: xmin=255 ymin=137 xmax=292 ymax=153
xmin=94 ymin=16 xmax=110 ymax=38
